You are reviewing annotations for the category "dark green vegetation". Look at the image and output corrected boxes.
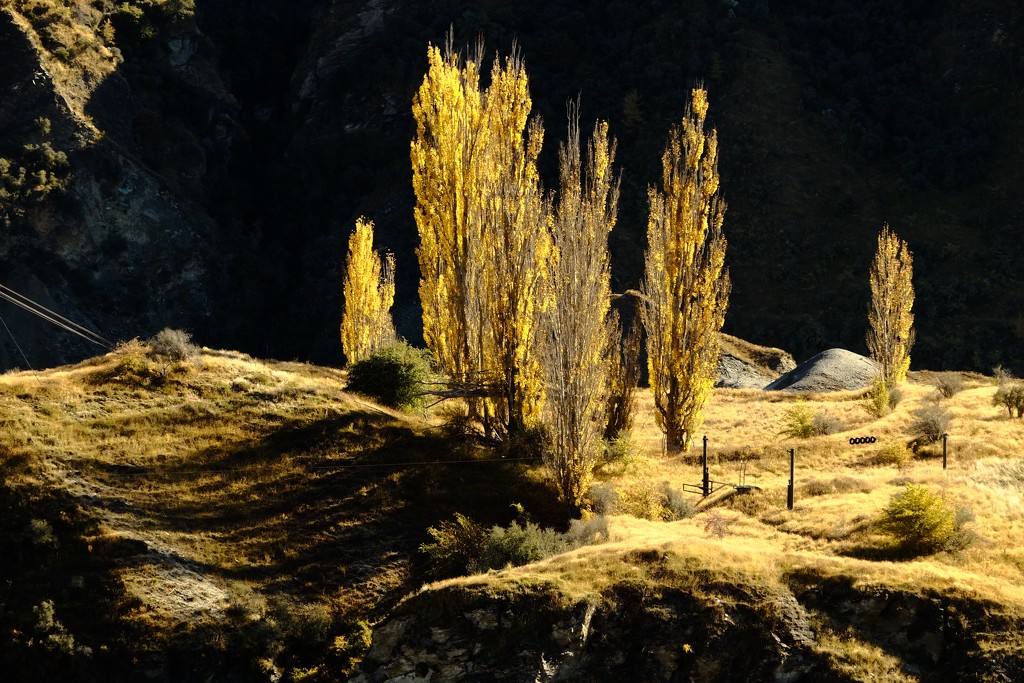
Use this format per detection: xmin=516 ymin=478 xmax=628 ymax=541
xmin=0 ymin=0 xmax=1022 ymax=372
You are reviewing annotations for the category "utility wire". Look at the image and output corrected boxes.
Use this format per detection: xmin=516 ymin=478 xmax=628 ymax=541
xmin=0 ymin=283 xmax=113 ymax=349
xmin=0 ymin=309 xmax=34 ymax=371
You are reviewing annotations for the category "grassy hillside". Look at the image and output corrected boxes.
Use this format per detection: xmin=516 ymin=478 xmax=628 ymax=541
xmin=3 ymin=343 xmax=1024 ymax=679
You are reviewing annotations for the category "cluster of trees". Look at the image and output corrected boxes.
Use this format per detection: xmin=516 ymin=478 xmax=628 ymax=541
xmin=341 ymin=38 xmax=924 ymax=509
xmin=341 ymin=40 xmax=730 ymax=508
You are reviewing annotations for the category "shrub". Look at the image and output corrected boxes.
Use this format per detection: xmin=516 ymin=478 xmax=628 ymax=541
xmin=588 ymin=482 xmax=619 ymax=515
xmin=878 ymin=484 xmax=954 ymax=554
xmin=992 ymin=384 xmax=1024 ymax=418
xmin=910 ymin=404 xmax=951 ymax=445
xmin=701 ymin=510 xmax=734 ymax=539
xmin=661 ymin=482 xmax=696 ymax=520
xmin=419 ymin=513 xmax=487 ymax=579
xmin=875 ymin=441 xmax=912 ymax=468
xmin=933 ymin=372 xmax=964 ymax=398
xmin=598 ymin=432 xmax=636 ymax=470
xmin=617 ymin=482 xmax=669 ymax=520
xmin=780 ymin=405 xmax=840 ymax=438
xmin=345 ymin=341 xmax=436 ymax=410
xmin=864 ymin=377 xmax=890 ymax=418
xmin=887 ymin=384 xmax=904 ymax=410
xmin=148 ymin=328 xmax=200 ymax=362
xmin=476 ymin=521 xmax=567 ymax=571
xmin=779 ymin=404 xmax=816 ymax=438
xmin=564 ymin=514 xmax=610 ymax=546
xmin=812 ymin=412 xmax=844 ymax=436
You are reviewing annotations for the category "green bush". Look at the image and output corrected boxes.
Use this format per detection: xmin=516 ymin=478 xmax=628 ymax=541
xmin=779 ymin=404 xmax=816 ymax=438
xmin=864 ymin=377 xmax=890 ymax=418
xmin=345 ymin=341 xmax=436 ymax=410
xmin=992 ymin=384 xmax=1024 ymax=418
xmin=419 ymin=513 xmax=487 ymax=579
xmin=875 ymin=441 xmax=913 ymax=468
xmin=878 ymin=484 xmax=954 ymax=554
xmin=780 ymin=404 xmax=839 ymax=438
xmin=476 ymin=520 xmax=567 ymax=571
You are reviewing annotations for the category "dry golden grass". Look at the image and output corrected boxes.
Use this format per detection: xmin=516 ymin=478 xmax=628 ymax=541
xmin=6 ymin=348 xmax=1024 ymax=674
xmin=586 ymin=370 xmax=1024 ymax=622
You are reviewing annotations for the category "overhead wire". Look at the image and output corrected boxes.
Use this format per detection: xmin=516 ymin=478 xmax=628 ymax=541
xmin=0 ymin=282 xmax=114 ymax=350
xmin=0 ymin=308 xmax=34 ymax=371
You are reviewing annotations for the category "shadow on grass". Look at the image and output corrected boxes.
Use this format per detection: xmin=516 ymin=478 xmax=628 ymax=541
xmin=72 ymin=409 xmax=568 ymax=612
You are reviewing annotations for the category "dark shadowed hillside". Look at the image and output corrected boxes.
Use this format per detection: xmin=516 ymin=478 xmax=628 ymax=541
xmin=0 ymin=0 xmax=1022 ymax=370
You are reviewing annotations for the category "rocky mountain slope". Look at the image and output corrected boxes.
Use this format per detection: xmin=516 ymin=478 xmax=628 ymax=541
xmin=1 ymin=1 xmax=1022 ymax=371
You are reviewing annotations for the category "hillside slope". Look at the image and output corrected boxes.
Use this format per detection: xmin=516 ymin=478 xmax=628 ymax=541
xmin=4 ymin=344 xmax=1024 ymax=680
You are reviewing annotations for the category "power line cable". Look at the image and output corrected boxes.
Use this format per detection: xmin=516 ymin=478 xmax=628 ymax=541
xmin=0 ymin=283 xmax=113 ymax=349
xmin=0 ymin=308 xmax=34 ymax=371
xmin=0 ymin=284 xmax=113 ymax=347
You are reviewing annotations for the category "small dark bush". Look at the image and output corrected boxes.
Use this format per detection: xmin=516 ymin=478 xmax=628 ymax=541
xmin=992 ymin=384 xmax=1024 ymax=418
xmin=345 ymin=341 xmax=436 ymax=410
xmin=910 ymin=404 xmax=951 ymax=445
xmin=419 ymin=513 xmax=487 ymax=579
xmin=933 ymin=372 xmax=965 ymax=398
xmin=476 ymin=521 xmax=567 ymax=571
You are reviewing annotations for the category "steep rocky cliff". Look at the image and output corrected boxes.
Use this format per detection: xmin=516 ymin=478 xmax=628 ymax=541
xmin=1 ymin=1 xmax=1023 ymax=370
xmin=353 ymin=555 xmax=1024 ymax=682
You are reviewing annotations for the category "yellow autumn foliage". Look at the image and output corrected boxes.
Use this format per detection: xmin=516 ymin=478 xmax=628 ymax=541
xmin=867 ymin=224 xmax=915 ymax=384
xmin=411 ymin=39 xmax=548 ymax=435
xmin=340 ymin=217 xmax=395 ymax=365
xmin=641 ymin=87 xmax=730 ymax=452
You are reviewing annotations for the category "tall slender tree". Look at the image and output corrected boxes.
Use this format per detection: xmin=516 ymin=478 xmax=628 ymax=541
xmin=641 ymin=87 xmax=730 ymax=452
xmin=411 ymin=38 xmax=548 ymax=436
xmin=340 ymin=217 xmax=395 ymax=365
xmin=541 ymin=109 xmax=619 ymax=508
xmin=867 ymin=224 xmax=915 ymax=384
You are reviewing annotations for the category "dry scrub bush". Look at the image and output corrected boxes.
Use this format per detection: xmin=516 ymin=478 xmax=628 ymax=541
xmin=933 ymin=372 xmax=964 ymax=398
xmin=148 ymin=328 xmax=200 ymax=363
xmin=803 ymin=476 xmax=872 ymax=497
xmin=910 ymin=404 xmax=951 ymax=446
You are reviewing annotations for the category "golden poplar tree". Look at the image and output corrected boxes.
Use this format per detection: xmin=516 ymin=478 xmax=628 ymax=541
xmin=641 ymin=87 xmax=730 ymax=452
xmin=541 ymin=111 xmax=619 ymax=508
xmin=411 ymin=39 xmax=548 ymax=436
xmin=867 ymin=224 xmax=915 ymax=383
xmin=340 ymin=217 xmax=395 ymax=365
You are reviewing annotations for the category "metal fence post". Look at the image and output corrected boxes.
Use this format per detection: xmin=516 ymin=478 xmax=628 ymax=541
xmin=943 ymin=433 xmax=948 ymax=471
xmin=702 ymin=435 xmax=710 ymax=497
xmin=787 ymin=448 xmax=795 ymax=510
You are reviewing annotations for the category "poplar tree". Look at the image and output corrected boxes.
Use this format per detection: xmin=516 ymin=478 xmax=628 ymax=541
xmin=641 ymin=87 xmax=730 ymax=452
xmin=411 ymin=39 xmax=547 ymax=436
xmin=340 ymin=217 xmax=395 ymax=365
xmin=867 ymin=224 xmax=915 ymax=384
xmin=541 ymin=111 xmax=619 ymax=508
